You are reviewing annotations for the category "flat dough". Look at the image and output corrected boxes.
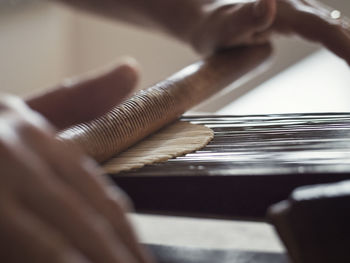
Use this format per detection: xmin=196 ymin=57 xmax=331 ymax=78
xmin=103 ymin=121 xmax=214 ymax=174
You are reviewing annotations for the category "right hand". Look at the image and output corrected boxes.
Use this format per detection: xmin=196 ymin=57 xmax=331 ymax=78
xmin=271 ymin=0 xmax=350 ymax=65
xmin=181 ymin=0 xmax=350 ymax=65
xmin=0 ymin=61 xmax=154 ymax=263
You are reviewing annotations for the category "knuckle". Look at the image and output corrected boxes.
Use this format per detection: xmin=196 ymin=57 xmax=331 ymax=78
xmin=17 ymin=118 xmax=53 ymax=141
xmin=50 ymin=247 xmax=77 ymax=263
xmin=107 ymin=185 xmax=134 ymax=212
xmin=0 ymin=107 xmax=53 ymax=142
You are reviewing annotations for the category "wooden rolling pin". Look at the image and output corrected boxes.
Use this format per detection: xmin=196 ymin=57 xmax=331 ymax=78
xmin=58 ymin=45 xmax=272 ymax=162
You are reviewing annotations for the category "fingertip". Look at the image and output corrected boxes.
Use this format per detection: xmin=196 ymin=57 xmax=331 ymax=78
xmin=25 ymin=57 xmax=141 ymax=130
xmin=119 ymin=57 xmax=141 ymax=76
xmin=116 ymin=57 xmax=140 ymax=80
xmin=109 ymin=58 xmax=140 ymax=95
xmin=254 ymin=0 xmax=277 ymax=31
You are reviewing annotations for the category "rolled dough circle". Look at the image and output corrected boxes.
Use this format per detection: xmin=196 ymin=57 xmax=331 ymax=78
xmin=103 ymin=121 xmax=214 ymax=174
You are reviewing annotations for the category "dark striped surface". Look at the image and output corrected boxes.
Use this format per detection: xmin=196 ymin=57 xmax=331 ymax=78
xmin=110 ymin=113 xmax=350 ymax=219
xmin=147 ymin=244 xmax=288 ymax=263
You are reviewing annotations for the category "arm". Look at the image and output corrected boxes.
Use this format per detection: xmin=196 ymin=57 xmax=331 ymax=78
xmin=56 ymin=0 xmax=275 ymax=50
xmin=57 ymin=0 xmax=350 ymax=65
xmin=56 ymin=0 xmax=202 ymax=42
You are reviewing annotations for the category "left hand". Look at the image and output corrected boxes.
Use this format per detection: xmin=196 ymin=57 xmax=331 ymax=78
xmin=186 ymin=0 xmax=276 ymax=54
xmin=27 ymin=59 xmax=139 ymax=130
xmin=0 ymin=59 xmax=155 ymax=263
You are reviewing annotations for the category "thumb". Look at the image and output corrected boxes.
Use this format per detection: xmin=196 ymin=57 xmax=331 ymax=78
xmin=216 ymin=0 xmax=277 ymax=49
xmin=27 ymin=59 xmax=139 ymax=130
xmin=253 ymin=0 xmax=277 ymax=32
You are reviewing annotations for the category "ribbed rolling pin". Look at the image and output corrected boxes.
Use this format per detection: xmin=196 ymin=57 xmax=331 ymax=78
xmin=58 ymin=45 xmax=272 ymax=163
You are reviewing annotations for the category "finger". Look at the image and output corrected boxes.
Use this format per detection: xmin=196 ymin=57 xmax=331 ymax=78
xmin=0 ymin=197 xmax=90 ymax=263
xmin=323 ymin=25 xmax=350 ymax=66
xmin=20 ymin=127 xmax=153 ymax=263
xmin=253 ymin=0 xmax=277 ymax=32
xmin=228 ymin=0 xmax=276 ymax=41
xmin=0 ymin=94 xmax=56 ymax=135
xmin=303 ymin=0 xmax=350 ymax=64
xmin=291 ymin=11 xmax=350 ymax=65
xmin=5 ymin=135 xmax=138 ymax=263
xmin=26 ymin=59 xmax=139 ymax=130
xmin=21 ymin=165 xmax=138 ymax=263
xmin=272 ymin=0 xmax=350 ymax=65
xmin=191 ymin=0 xmax=276 ymax=53
xmin=302 ymin=0 xmax=342 ymax=18
xmin=54 ymin=155 xmax=153 ymax=263
xmin=53 ymin=152 xmax=153 ymax=263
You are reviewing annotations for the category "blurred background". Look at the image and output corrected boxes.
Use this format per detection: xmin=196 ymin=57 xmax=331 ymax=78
xmin=1 ymin=0 xmax=350 ymax=253
xmin=1 ymin=0 xmax=350 ymax=114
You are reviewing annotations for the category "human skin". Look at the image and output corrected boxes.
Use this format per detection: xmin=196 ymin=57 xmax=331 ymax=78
xmin=57 ymin=0 xmax=350 ymax=65
xmin=1 ymin=0 xmax=350 ymax=262
xmin=0 ymin=44 xmax=272 ymax=263
xmin=0 ymin=62 xmax=154 ymax=263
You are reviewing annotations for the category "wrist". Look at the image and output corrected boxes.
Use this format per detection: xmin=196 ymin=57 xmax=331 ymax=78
xmin=145 ymin=0 xmax=205 ymax=43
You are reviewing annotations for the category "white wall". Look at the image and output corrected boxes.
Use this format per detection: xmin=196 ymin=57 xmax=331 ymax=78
xmin=70 ymin=12 xmax=198 ymax=90
xmin=0 ymin=2 xmax=74 ymax=96
xmin=1 ymin=0 xmax=349 ymax=109
xmin=58 ymin=6 xmax=320 ymax=112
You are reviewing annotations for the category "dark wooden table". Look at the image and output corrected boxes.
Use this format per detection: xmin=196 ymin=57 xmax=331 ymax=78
xmin=110 ymin=113 xmax=350 ymax=220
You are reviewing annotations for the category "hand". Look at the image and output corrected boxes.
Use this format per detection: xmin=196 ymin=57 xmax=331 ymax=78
xmin=187 ymin=0 xmax=277 ymax=54
xmin=56 ymin=0 xmax=350 ymax=64
xmin=27 ymin=59 xmax=139 ymax=130
xmin=271 ymin=0 xmax=350 ymax=65
xmin=0 ymin=61 xmax=154 ymax=263
xmin=186 ymin=0 xmax=350 ymax=64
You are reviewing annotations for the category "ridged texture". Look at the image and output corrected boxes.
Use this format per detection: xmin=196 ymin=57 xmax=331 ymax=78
xmin=118 ymin=113 xmax=350 ymax=176
xmin=103 ymin=121 xmax=214 ymax=173
xmin=57 ymin=46 xmax=271 ymax=162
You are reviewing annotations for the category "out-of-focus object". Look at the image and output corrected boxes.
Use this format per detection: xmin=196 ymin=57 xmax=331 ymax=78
xmin=0 ymin=0 xmax=41 ymax=9
xmin=269 ymin=180 xmax=350 ymax=263
xmin=58 ymin=45 xmax=271 ymax=162
xmin=111 ymin=113 xmax=350 ymax=219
